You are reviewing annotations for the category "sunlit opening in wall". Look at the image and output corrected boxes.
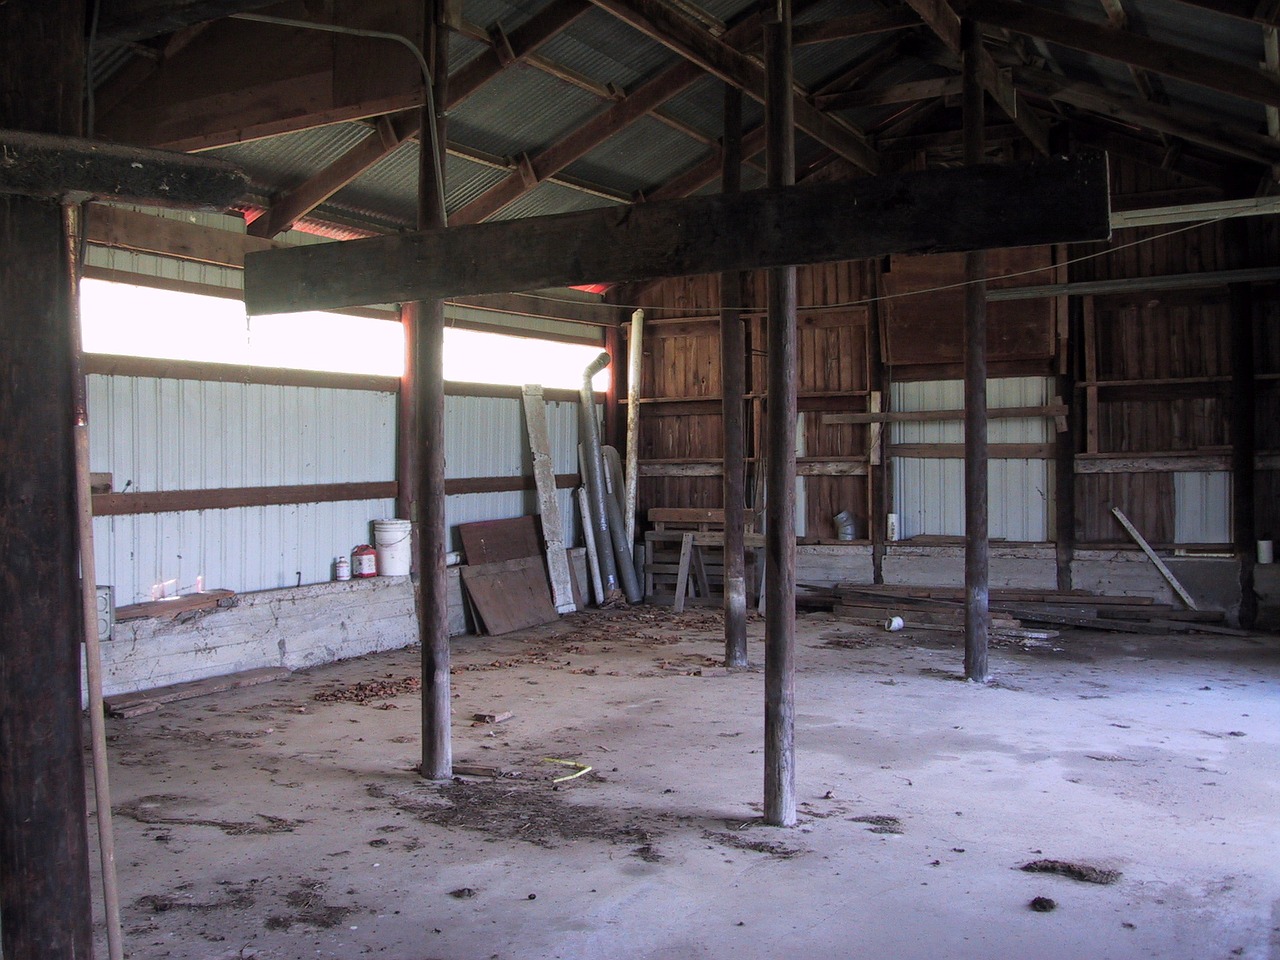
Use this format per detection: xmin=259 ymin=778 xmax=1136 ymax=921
xmin=79 ymin=279 xmax=610 ymax=390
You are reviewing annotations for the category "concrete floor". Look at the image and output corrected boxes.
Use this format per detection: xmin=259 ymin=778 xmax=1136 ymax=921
xmin=93 ymin=607 xmax=1280 ymax=960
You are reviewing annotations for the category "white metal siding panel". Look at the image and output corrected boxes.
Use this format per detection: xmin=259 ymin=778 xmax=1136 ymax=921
xmin=891 ymin=378 xmax=1051 ymax=541
xmin=93 ymin=499 xmax=396 ymax=604
xmin=1174 ymin=471 xmax=1232 ymax=543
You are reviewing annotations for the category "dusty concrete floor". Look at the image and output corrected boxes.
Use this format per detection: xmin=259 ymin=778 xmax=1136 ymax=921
xmin=91 ymin=607 xmax=1280 ymax=960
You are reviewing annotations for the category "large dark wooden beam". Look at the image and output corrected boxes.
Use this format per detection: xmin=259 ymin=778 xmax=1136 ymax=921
xmin=816 ymin=75 xmax=963 ymax=111
xmin=244 ymin=152 xmax=1112 ymax=314
xmin=958 ymin=0 xmax=1280 ymax=107
xmin=1 ymin=2 xmax=95 ymax=958
xmin=587 ymin=0 xmax=880 ymax=173
xmin=0 ymin=130 xmax=247 ymax=205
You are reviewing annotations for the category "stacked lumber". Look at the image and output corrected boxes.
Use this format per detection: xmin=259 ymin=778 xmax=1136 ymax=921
xmin=831 ymin=584 xmax=1240 ymax=636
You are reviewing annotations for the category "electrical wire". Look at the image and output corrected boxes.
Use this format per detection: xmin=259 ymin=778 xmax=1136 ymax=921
xmin=229 ymin=12 xmax=447 ymax=225
xmin=498 ymin=212 xmax=1243 ymax=316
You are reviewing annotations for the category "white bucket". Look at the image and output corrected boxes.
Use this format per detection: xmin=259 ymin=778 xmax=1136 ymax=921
xmin=374 ymin=519 xmax=413 ymax=576
xmin=1259 ymin=540 xmax=1275 ymax=565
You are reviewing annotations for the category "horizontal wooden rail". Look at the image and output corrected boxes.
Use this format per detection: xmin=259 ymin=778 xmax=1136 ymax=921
xmin=93 ymin=474 xmax=581 ymax=514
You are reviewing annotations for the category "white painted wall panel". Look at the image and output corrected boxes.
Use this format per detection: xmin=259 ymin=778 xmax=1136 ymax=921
xmin=89 ymin=375 xmax=586 ymax=602
xmin=891 ymin=378 xmax=1052 ymax=542
xmin=93 ymin=499 xmax=396 ymax=604
xmin=1174 ymin=471 xmax=1232 ymax=544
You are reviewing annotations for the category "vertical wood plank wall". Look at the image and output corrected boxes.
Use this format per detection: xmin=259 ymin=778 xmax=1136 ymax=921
xmin=623 ymin=153 xmax=1279 ymax=552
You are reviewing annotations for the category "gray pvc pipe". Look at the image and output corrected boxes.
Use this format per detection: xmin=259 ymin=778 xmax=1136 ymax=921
xmin=605 ymin=479 xmax=643 ymax=603
xmin=580 ymin=353 xmax=620 ymax=598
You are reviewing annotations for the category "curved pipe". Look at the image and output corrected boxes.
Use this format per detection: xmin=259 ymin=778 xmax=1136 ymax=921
xmin=580 ymin=353 xmax=620 ymax=599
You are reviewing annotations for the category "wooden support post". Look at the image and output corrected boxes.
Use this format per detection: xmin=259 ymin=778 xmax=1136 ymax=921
xmin=1055 ymin=294 xmax=1079 ymax=592
xmin=624 ymin=309 xmax=643 ymax=549
xmin=0 ymin=2 xmax=95 ymax=955
xmin=721 ymin=83 xmax=750 ymax=668
xmin=867 ymin=259 xmax=889 ymax=584
xmin=418 ymin=0 xmax=452 ymax=780
xmin=962 ymin=18 xmax=991 ymax=682
xmin=1229 ymin=278 xmax=1257 ymax=627
xmin=763 ymin=10 xmax=797 ymax=829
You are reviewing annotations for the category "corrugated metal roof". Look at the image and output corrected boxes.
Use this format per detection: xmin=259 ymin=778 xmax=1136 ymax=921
xmin=448 ymin=61 xmax=607 ymax=158
xmin=566 ymin=115 xmax=711 ymax=195
xmin=161 ymin=0 xmax=1280 ymax=239
xmin=538 ymin=7 xmax=681 ymax=89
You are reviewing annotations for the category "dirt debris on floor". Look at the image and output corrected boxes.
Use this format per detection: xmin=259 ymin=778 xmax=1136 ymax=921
xmin=92 ymin=608 xmax=1279 ymax=960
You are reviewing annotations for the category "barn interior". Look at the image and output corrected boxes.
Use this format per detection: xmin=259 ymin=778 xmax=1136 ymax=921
xmin=3 ymin=0 xmax=1280 ymax=957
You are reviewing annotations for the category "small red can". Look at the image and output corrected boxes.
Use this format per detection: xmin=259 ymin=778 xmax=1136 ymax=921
xmin=351 ymin=544 xmax=378 ymax=578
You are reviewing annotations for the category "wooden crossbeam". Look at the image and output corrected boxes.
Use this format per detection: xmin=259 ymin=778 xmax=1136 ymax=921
xmin=816 ymin=75 xmax=963 ymax=111
xmin=959 ymin=0 xmax=1280 ymax=107
xmin=451 ymin=1 xmax=871 ymax=224
xmin=0 ymin=129 xmax=246 ymax=206
xmin=1016 ymin=65 xmax=1280 ymax=166
xmin=587 ymin=0 xmax=880 ymax=173
xmin=1163 ymin=0 xmax=1280 ymax=26
xmin=901 ymin=0 xmax=1051 ymax=153
xmin=244 ymin=152 xmax=1111 ymax=314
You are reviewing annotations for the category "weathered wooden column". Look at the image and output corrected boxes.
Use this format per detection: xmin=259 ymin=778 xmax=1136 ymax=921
xmin=396 ymin=300 xmax=417 ymax=547
xmin=961 ymin=17 xmax=991 ymax=682
xmin=721 ymin=83 xmax=749 ymax=668
xmin=763 ymin=6 xmax=798 ymax=828
xmin=1230 ymin=277 xmax=1257 ymax=627
xmin=418 ymin=0 xmax=453 ymax=779
xmin=1055 ymin=294 xmax=1079 ymax=592
xmin=0 ymin=2 xmax=95 ymax=956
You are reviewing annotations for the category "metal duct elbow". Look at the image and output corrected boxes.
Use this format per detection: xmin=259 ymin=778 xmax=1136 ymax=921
xmin=583 ymin=351 xmax=611 ymax=385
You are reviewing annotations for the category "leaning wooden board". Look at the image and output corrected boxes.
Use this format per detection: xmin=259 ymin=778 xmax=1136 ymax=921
xmin=458 ymin=516 xmax=542 ymax=565
xmin=460 ymin=556 xmax=559 ymax=635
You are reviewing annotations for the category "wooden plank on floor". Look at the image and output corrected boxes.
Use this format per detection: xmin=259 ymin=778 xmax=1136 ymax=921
xmin=104 ymin=666 xmax=291 ymax=718
xmin=460 ymin=556 xmax=559 ymax=635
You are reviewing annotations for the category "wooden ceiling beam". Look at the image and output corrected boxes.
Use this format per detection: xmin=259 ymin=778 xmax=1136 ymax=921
xmin=817 ymin=75 xmax=963 ymax=111
xmin=958 ymin=0 xmax=1280 ymax=107
xmin=448 ymin=0 xmax=593 ymax=103
xmin=449 ymin=2 xmax=827 ymax=225
xmin=97 ymin=0 xmax=280 ymax=42
xmin=1164 ymin=0 xmax=1280 ymax=26
xmin=1015 ymin=64 xmax=1280 ymax=166
xmin=243 ymin=153 xmax=1112 ymax=314
xmin=245 ymin=0 xmax=588 ymax=238
xmin=586 ymin=0 xmax=881 ymax=173
xmin=900 ymin=0 xmax=1051 ymax=153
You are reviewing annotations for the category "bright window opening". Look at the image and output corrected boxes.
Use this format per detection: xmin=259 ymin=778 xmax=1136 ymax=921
xmin=444 ymin=328 xmax=609 ymax=391
xmin=80 ymin=279 xmax=609 ymax=389
xmin=80 ymin=279 xmax=403 ymax=376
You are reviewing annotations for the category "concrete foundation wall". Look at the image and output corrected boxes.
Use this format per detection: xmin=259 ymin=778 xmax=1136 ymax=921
xmin=90 ymin=573 xmax=465 ymax=700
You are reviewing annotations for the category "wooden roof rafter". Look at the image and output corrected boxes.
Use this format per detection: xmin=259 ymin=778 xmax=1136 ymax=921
xmin=956 ymin=0 xmax=1280 ymax=107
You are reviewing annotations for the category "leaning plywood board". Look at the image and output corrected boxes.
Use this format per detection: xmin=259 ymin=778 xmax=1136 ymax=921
xmin=458 ymin=516 xmax=541 ymax=566
xmin=521 ymin=385 xmax=576 ymax=614
xmin=460 ymin=556 xmax=559 ymax=635
xmin=1111 ymin=507 xmax=1198 ymax=610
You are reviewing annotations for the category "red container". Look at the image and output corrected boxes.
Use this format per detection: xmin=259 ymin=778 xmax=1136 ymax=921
xmin=351 ymin=544 xmax=377 ymax=578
